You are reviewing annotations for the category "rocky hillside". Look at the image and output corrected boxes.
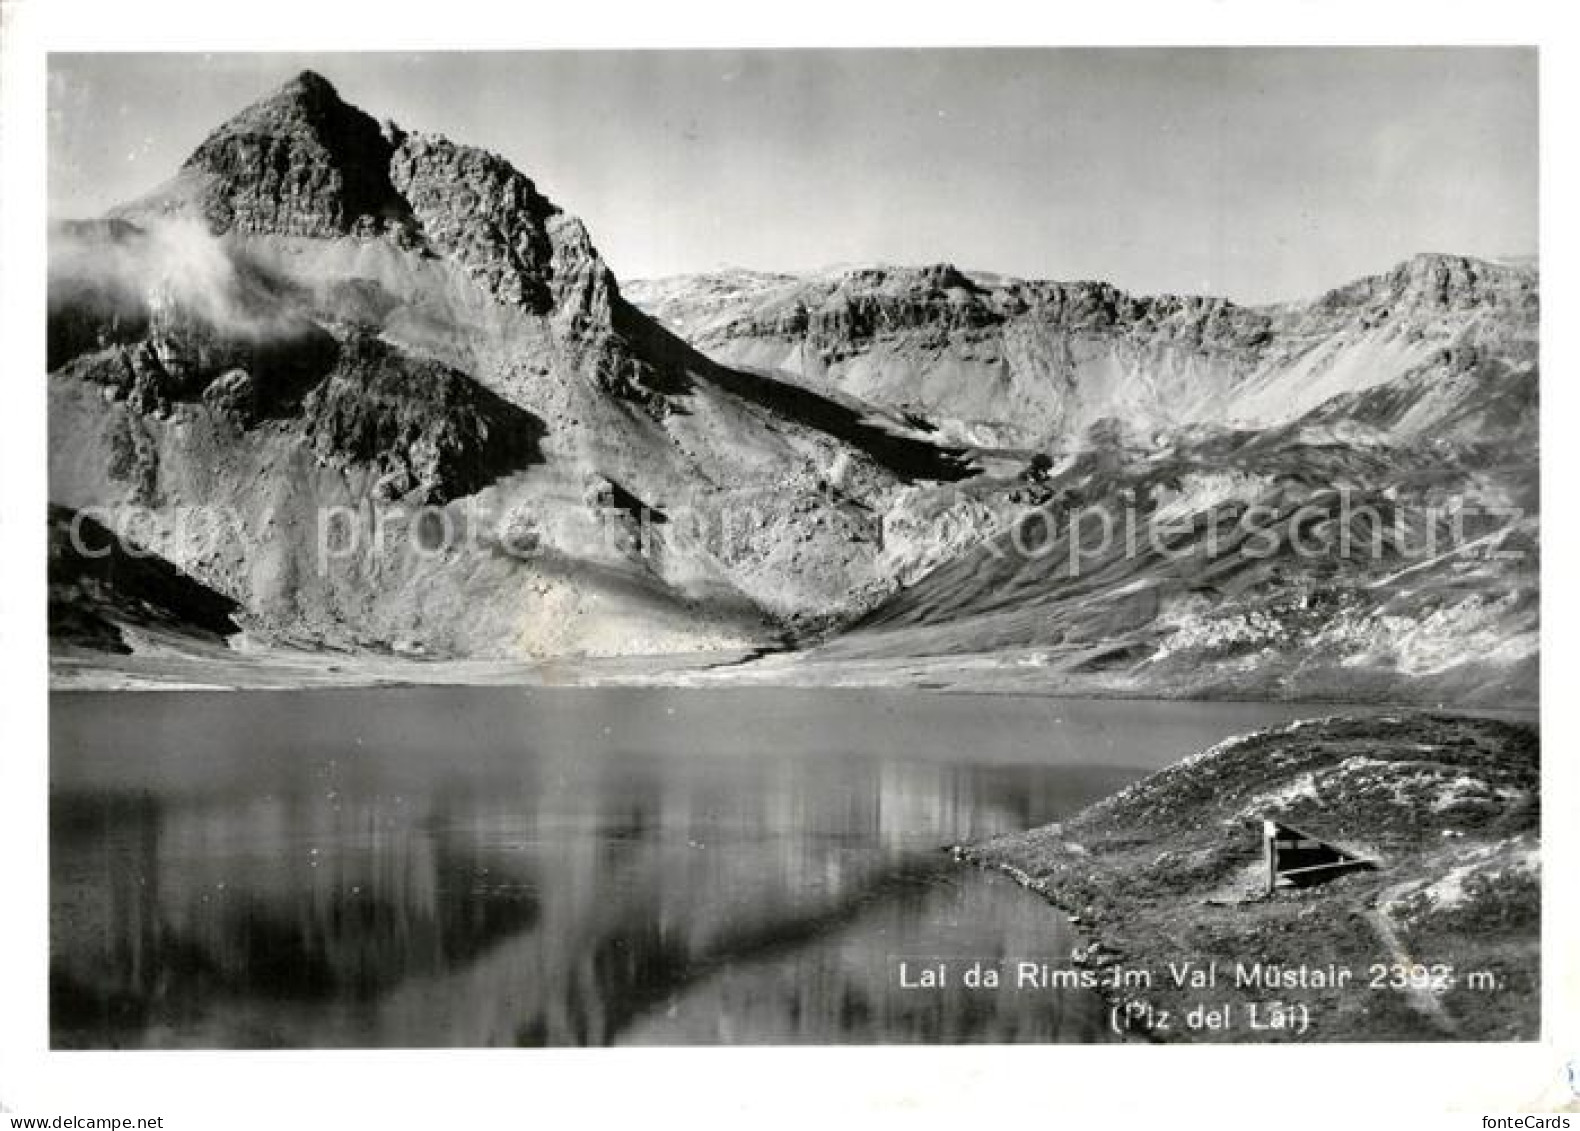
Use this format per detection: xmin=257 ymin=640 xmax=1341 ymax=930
xmin=787 ymin=421 xmax=1539 ymax=705
xmin=965 ymin=714 xmax=1540 ymax=1041
xmin=627 ymin=256 xmax=1537 ymax=449
xmin=48 ymin=71 xmax=1538 ymax=701
xmin=631 ymin=258 xmax=1538 ymax=706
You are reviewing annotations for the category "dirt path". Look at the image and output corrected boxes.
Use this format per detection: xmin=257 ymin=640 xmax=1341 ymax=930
xmin=1364 ymin=883 xmax=1459 ymax=1036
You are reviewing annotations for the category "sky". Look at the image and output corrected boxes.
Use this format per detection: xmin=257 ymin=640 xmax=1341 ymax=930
xmin=48 ymin=48 xmax=1538 ymax=303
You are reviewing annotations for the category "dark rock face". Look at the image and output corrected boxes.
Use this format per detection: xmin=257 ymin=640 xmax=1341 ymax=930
xmin=53 ymin=302 xmax=545 ymax=507
xmin=301 ymin=335 xmax=544 ymax=505
xmin=48 ymin=504 xmax=241 ymax=652
xmin=57 ymin=315 xmax=340 ymax=425
xmin=182 ymin=71 xmax=414 ymax=240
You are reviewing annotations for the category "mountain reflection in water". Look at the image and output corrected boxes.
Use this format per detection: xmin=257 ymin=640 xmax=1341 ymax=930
xmin=51 ymin=687 xmax=1343 ymax=1047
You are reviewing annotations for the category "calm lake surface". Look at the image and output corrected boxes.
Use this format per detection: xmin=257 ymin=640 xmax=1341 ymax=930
xmin=50 ymin=687 xmax=1382 ymax=1047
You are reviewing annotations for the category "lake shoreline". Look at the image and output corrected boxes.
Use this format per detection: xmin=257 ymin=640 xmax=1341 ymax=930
xmin=48 ymin=646 xmax=1539 ymax=717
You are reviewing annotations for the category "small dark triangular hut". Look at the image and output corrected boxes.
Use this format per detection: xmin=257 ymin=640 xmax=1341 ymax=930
xmin=1262 ymin=819 xmax=1376 ymax=893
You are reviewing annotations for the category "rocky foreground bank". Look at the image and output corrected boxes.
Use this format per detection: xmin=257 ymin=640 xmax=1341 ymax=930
xmin=963 ymin=713 xmax=1539 ymax=1041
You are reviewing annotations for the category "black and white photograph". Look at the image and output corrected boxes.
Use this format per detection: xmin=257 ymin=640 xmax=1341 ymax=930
xmin=2 ymin=8 xmax=1574 ymax=1127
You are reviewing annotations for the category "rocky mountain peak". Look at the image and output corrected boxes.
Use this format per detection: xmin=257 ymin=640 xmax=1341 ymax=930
xmin=177 ymin=70 xmax=412 ymax=240
xmin=265 ymin=69 xmax=341 ymax=112
xmin=109 ymin=71 xmax=627 ymax=326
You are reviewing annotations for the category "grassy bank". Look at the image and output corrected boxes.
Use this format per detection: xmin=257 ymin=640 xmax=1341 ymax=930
xmin=963 ymin=713 xmax=1540 ymax=1041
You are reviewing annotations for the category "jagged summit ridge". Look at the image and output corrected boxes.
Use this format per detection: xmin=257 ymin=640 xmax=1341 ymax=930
xmin=387 ymin=131 xmax=616 ymax=320
xmin=626 ymin=249 xmax=1537 ymax=447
